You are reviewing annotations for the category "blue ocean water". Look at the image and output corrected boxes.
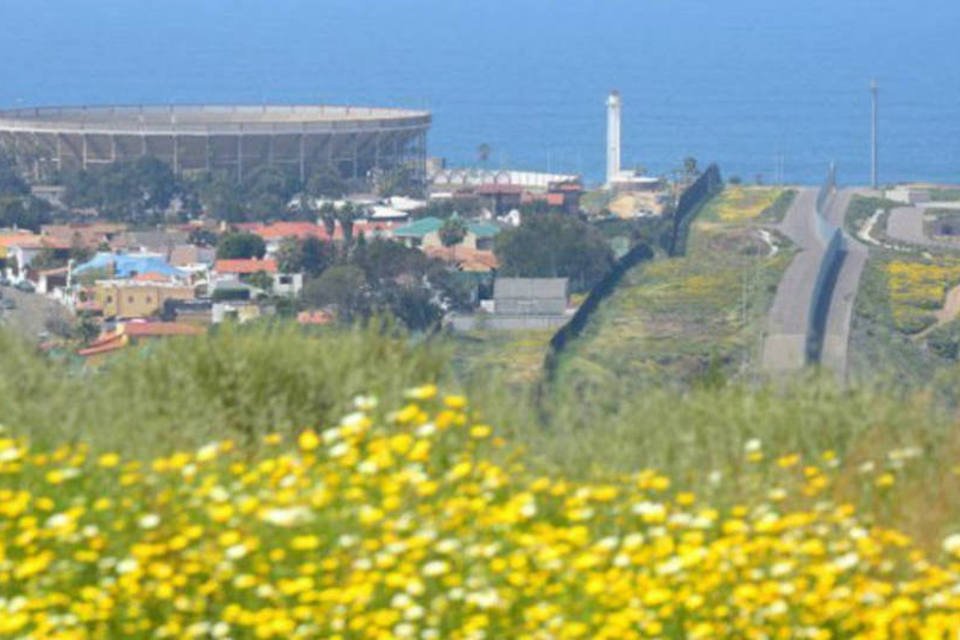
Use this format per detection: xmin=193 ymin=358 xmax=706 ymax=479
xmin=0 ymin=0 xmax=957 ymax=186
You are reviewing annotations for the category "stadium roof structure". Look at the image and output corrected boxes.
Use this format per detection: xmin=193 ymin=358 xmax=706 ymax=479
xmin=0 ymin=104 xmax=431 ymax=184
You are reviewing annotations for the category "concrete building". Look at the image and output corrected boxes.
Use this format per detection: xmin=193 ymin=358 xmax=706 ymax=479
xmin=493 ymin=278 xmax=568 ymax=316
xmin=91 ymin=280 xmax=196 ymax=319
xmin=448 ymin=277 xmax=571 ymax=331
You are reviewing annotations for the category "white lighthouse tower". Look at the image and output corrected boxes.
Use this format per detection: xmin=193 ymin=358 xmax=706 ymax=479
xmin=606 ymin=90 xmax=622 ymax=187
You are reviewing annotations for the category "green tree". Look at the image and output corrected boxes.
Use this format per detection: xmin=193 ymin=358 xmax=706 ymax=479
xmin=187 ymin=227 xmax=219 ymax=247
xmin=0 ymin=150 xmax=28 ymax=196
xmin=494 ymin=214 xmax=614 ymax=292
xmin=300 ymin=236 xmax=335 ymax=277
xmin=306 ymin=164 xmax=347 ymax=200
xmin=683 ymin=156 xmax=699 ymax=180
xmin=378 ymin=165 xmax=416 ymax=198
xmin=242 ymin=165 xmax=299 ymax=219
xmin=439 ymin=214 xmax=468 ymax=264
xmin=0 ymin=196 xmax=52 ymax=232
xmin=61 ymin=157 xmax=176 ymax=222
xmin=439 ymin=215 xmax=468 ymax=248
xmin=216 ymin=232 xmax=266 ymax=260
xmin=319 ymin=202 xmax=338 ymax=239
xmin=246 ymin=270 xmax=275 ymax=293
xmin=336 ymin=202 xmax=360 ymax=251
xmin=302 ymin=265 xmax=369 ymax=321
xmin=276 ymin=237 xmax=304 ymax=275
xmin=198 ymin=174 xmax=246 ymax=222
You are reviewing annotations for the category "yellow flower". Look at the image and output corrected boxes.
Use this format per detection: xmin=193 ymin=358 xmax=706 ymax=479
xmin=875 ymin=472 xmax=895 ymax=488
xmin=469 ymin=425 xmax=492 ymax=439
xmin=97 ymin=452 xmax=121 ymax=468
xmin=297 ymin=429 xmax=320 ymax=451
xmin=405 ymin=384 xmax=438 ymax=401
xmin=443 ymin=395 xmax=467 ymax=410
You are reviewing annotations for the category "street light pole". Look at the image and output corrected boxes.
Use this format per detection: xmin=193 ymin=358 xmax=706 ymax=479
xmin=871 ymin=79 xmax=879 ymax=190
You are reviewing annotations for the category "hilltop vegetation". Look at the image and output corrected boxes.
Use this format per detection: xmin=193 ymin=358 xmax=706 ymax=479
xmin=846 ymin=196 xmax=960 ymax=386
xmin=550 ymin=187 xmax=795 ymax=392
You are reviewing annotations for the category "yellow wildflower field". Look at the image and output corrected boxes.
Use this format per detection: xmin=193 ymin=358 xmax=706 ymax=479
xmin=886 ymin=259 xmax=960 ymax=332
xmin=2 ymin=387 xmax=960 ymax=638
xmin=710 ymin=187 xmax=783 ymax=222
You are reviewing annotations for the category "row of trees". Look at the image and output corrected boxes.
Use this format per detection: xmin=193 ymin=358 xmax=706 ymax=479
xmin=0 ymin=150 xmax=54 ymax=231
xmin=494 ymin=213 xmax=615 ymax=293
xmin=57 ymin=158 xmax=418 ymax=225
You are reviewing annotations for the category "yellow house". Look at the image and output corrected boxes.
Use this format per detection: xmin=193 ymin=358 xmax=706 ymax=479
xmin=92 ymin=280 xmax=195 ymax=319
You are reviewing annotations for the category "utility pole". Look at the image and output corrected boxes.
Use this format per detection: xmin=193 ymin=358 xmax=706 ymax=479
xmin=871 ymin=79 xmax=879 ymax=190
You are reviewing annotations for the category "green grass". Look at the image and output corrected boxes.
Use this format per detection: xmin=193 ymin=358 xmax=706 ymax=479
xmin=446 ymin=328 xmax=555 ymax=388
xmin=0 ymin=323 xmax=449 ymax=456
xmin=550 ymin=187 xmax=794 ymax=392
xmin=5 ymin=322 xmax=960 ymax=550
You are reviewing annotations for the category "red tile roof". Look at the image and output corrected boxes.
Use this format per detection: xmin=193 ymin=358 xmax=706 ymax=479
xmin=240 ymin=221 xmax=342 ymax=241
xmin=214 ymin=258 xmax=278 ymax=274
xmin=423 ymin=246 xmax=499 ymax=272
xmin=77 ymin=333 xmax=127 ymax=357
xmin=297 ymin=310 xmax=335 ymax=325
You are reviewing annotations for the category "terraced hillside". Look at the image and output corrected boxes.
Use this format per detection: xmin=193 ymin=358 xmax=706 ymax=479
xmin=552 ymin=187 xmax=796 ymax=391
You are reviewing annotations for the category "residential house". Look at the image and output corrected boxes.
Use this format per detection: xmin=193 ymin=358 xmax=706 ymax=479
xmin=0 ymin=233 xmax=71 ymax=283
xmin=212 ymin=257 xmax=302 ymax=297
xmin=113 ymin=229 xmax=189 ymax=256
xmin=423 ymin=246 xmax=499 ymax=273
xmin=392 ymin=216 xmax=500 ymax=251
xmin=41 ymin=223 xmax=126 ymax=251
xmin=77 ymin=321 xmax=205 ymax=364
xmin=89 ymin=280 xmax=196 ymax=319
xmin=72 ymin=252 xmax=187 ymax=282
xmin=237 ymin=222 xmax=336 ymax=255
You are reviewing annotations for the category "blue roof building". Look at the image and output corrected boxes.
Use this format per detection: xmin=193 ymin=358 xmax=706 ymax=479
xmin=73 ymin=252 xmax=186 ymax=279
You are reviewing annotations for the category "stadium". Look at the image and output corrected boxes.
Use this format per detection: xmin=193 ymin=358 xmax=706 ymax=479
xmin=0 ymin=104 xmax=430 ymax=184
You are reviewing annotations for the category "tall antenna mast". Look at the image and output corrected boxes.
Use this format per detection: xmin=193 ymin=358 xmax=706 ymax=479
xmin=871 ymin=79 xmax=879 ymax=189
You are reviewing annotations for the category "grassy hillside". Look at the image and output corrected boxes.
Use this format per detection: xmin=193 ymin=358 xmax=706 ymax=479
xmin=551 ymin=187 xmax=795 ymax=391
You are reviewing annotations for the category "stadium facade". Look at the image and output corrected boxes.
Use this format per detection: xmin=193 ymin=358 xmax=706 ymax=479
xmin=0 ymin=105 xmax=430 ymax=184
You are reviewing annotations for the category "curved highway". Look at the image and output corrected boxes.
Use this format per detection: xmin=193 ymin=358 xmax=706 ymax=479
xmin=761 ymin=187 xmax=868 ymax=377
xmin=761 ymin=188 xmax=821 ymax=372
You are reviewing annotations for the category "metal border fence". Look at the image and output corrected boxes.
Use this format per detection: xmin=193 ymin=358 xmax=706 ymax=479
xmin=806 ymin=163 xmax=847 ymax=364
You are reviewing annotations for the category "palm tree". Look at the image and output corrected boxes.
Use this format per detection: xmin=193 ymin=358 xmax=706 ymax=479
xmin=319 ymin=201 xmax=338 ymax=239
xmin=439 ymin=214 xmax=468 ymax=266
xmin=477 ymin=143 xmax=491 ymax=167
xmin=336 ymin=202 xmax=359 ymax=257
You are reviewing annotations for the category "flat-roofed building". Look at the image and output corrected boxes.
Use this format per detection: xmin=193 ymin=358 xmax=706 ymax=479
xmin=91 ymin=280 xmax=196 ymax=319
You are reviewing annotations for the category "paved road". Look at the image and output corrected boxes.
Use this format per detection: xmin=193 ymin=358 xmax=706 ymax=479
xmin=761 ymin=188 xmax=821 ymax=372
xmin=887 ymin=206 xmax=960 ymax=250
xmin=820 ymin=189 xmax=868 ymax=377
